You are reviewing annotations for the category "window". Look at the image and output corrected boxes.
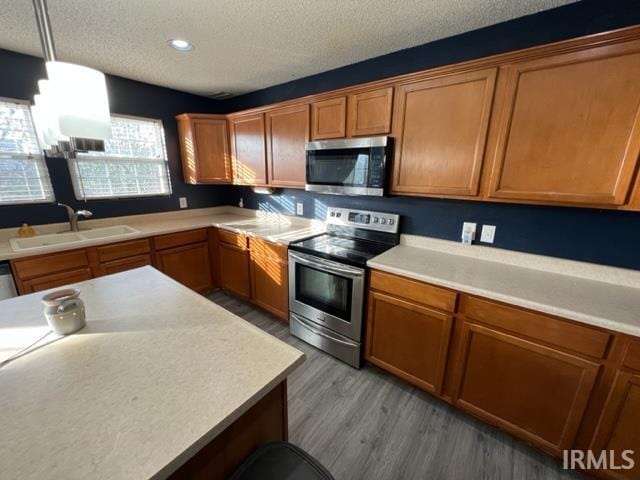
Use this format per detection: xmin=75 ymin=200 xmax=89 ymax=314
xmin=0 ymin=98 xmax=54 ymax=205
xmin=69 ymin=115 xmax=171 ymax=200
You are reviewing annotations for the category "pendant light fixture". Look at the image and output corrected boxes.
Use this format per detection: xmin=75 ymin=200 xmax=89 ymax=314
xmin=30 ymin=0 xmax=112 ymax=157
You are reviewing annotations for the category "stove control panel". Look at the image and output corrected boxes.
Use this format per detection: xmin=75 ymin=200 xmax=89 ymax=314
xmin=326 ymin=207 xmax=400 ymax=233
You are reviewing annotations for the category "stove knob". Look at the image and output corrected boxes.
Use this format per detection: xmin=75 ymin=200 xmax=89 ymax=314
xmin=388 ymin=219 xmax=395 ymax=225
xmin=380 ymin=218 xmax=387 ymax=225
xmin=336 ymin=212 xmax=341 ymax=218
xmin=330 ymin=212 xmax=335 ymax=217
xmin=373 ymin=217 xmax=379 ymax=223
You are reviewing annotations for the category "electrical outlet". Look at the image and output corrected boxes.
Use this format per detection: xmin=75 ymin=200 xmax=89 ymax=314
xmin=461 ymin=222 xmax=477 ymax=245
xmin=296 ymin=202 xmax=304 ymax=215
xmin=481 ymin=225 xmax=496 ymax=244
xmin=179 ymin=197 xmax=188 ymax=209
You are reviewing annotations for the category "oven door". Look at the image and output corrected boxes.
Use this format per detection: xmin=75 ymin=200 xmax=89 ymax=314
xmin=288 ymin=250 xmax=365 ymax=340
xmin=305 ymin=137 xmax=387 ymax=196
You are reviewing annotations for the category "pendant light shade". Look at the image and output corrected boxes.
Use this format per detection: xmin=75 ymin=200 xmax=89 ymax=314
xmin=45 ymin=61 xmax=111 ymax=141
xmin=30 ymin=0 xmax=111 ymax=156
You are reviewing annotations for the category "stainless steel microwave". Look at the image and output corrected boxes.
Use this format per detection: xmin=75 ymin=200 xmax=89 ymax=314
xmin=305 ymin=136 xmax=390 ymax=196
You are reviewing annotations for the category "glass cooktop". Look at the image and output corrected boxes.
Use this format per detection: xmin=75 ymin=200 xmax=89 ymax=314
xmin=288 ymin=233 xmax=395 ymax=267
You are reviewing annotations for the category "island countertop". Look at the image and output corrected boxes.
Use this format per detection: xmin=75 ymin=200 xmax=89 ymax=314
xmin=0 ymin=267 xmax=305 ymax=479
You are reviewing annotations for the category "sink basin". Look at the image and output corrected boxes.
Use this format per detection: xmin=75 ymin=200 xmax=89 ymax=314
xmin=79 ymin=225 xmax=139 ymax=239
xmin=10 ymin=232 xmax=84 ymax=250
xmin=9 ymin=225 xmax=140 ymax=252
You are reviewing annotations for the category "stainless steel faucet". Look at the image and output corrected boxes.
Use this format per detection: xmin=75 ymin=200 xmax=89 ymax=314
xmin=58 ymin=203 xmax=93 ymax=232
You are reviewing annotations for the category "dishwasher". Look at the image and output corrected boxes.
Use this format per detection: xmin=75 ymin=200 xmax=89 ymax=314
xmin=0 ymin=263 xmax=18 ymax=300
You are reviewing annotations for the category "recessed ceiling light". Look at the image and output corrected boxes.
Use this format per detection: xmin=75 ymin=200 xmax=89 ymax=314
xmin=169 ymin=39 xmax=193 ymax=52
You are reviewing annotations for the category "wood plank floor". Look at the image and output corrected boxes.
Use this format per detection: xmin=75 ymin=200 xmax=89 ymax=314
xmin=207 ymin=290 xmax=586 ymax=480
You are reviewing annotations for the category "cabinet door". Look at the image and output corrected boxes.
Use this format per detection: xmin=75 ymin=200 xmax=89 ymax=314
xmin=22 ymin=268 xmax=93 ymax=293
xmin=100 ymin=254 xmax=152 ymax=276
xmin=590 ymin=371 xmax=640 ymax=479
xmin=365 ymin=291 xmax=453 ymax=395
xmin=347 ymin=87 xmax=393 ymax=137
xmin=219 ymin=243 xmax=251 ymax=299
xmin=250 ymin=252 xmax=288 ymax=320
xmin=392 ymin=68 xmax=497 ymax=196
xmin=311 ymin=97 xmax=346 ymax=140
xmin=177 ymin=115 xmax=231 ymax=184
xmin=453 ymin=322 xmax=600 ymax=455
xmin=156 ymin=242 xmax=212 ymax=293
xmin=229 ymin=113 xmax=267 ymax=185
xmin=266 ymin=104 xmax=309 ymax=188
xmin=487 ymin=42 xmax=640 ymax=205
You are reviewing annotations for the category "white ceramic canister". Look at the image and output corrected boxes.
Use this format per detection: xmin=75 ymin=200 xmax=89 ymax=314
xmin=42 ymin=288 xmax=86 ymax=335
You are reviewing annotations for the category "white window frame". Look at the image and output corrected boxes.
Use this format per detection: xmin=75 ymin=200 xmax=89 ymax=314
xmin=68 ymin=113 xmax=172 ymax=200
xmin=0 ymin=96 xmax=55 ymax=205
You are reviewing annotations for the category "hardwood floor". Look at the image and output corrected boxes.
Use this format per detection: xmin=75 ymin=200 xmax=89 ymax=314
xmin=207 ymin=290 xmax=586 ymax=480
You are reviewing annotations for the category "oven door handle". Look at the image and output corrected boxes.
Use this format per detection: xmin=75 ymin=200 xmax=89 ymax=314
xmin=289 ymin=251 xmax=364 ymax=278
xmin=291 ymin=313 xmax=359 ymax=347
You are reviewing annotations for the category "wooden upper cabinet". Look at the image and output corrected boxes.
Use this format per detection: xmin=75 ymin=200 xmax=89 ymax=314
xmin=176 ymin=114 xmax=231 ymax=184
xmin=346 ymin=87 xmax=393 ymax=137
xmin=391 ymin=68 xmax=497 ymax=197
xmin=311 ymin=97 xmax=347 ymax=140
xmin=229 ymin=113 xmax=268 ymax=185
xmin=487 ymin=41 xmax=640 ymax=206
xmin=265 ymin=104 xmax=309 ymax=188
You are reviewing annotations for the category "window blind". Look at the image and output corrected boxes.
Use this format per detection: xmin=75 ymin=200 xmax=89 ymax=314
xmin=0 ymin=99 xmax=54 ymax=205
xmin=69 ymin=115 xmax=171 ymax=200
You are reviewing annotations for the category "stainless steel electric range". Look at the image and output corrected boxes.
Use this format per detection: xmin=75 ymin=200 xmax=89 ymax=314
xmin=288 ymin=207 xmax=400 ymax=368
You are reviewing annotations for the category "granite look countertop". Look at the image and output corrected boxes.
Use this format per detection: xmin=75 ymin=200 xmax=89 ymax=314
xmin=0 ymin=267 xmax=305 ymax=479
xmin=0 ymin=206 xmax=324 ymax=261
xmin=368 ymin=235 xmax=640 ymax=337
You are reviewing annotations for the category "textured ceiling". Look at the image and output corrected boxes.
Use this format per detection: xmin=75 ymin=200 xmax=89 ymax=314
xmin=0 ymin=0 xmax=575 ymax=97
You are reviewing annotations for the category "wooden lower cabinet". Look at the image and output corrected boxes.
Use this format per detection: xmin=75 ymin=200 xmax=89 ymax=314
xmin=21 ymin=267 xmax=93 ymax=294
xmin=365 ymin=269 xmax=640 ymax=478
xmin=219 ymin=242 xmax=251 ymax=299
xmin=365 ymin=291 xmax=453 ymax=394
xmin=452 ymin=322 xmax=600 ymax=455
xmin=249 ymin=238 xmax=288 ymax=320
xmin=155 ymin=242 xmax=212 ymax=293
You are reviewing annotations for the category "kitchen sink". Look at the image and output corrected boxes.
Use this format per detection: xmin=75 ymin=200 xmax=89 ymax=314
xmin=79 ymin=225 xmax=139 ymax=239
xmin=9 ymin=225 xmax=139 ymax=252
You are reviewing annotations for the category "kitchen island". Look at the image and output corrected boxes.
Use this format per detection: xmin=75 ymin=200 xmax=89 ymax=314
xmin=0 ymin=267 xmax=305 ymax=479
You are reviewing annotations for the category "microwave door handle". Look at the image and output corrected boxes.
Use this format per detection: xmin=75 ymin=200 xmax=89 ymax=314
xmin=291 ymin=313 xmax=359 ymax=347
xmin=289 ymin=251 xmax=364 ymax=278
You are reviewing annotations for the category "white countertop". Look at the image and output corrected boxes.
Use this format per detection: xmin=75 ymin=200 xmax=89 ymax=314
xmin=368 ymin=235 xmax=640 ymax=337
xmin=0 ymin=206 xmax=324 ymax=261
xmin=0 ymin=267 xmax=305 ymax=479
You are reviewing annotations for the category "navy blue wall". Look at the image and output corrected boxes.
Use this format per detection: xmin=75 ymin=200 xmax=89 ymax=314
xmin=220 ymin=0 xmax=640 ymax=270
xmin=0 ymin=48 xmax=230 ymax=228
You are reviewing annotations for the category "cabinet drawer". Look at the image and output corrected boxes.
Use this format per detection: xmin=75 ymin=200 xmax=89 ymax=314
xmin=459 ymin=295 xmax=612 ymax=359
xmin=153 ymin=229 xmax=207 ymax=250
xmin=101 ymin=254 xmax=152 ymax=276
xmin=249 ymin=237 xmax=287 ymax=262
xmin=97 ymin=239 xmax=151 ymax=263
xmin=22 ymin=267 xmax=93 ymax=293
xmin=623 ymin=340 xmax=640 ymax=371
xmin=218 ymin=229 xmax=248 ymax=249
xmin=13 ymin=249 xmax=89 ymax=280
xmin=369 ymin=269 xmax=457 ymax=312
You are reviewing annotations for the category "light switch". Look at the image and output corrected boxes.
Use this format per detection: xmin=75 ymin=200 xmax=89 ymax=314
xmin=296 ymin=202 xmax=304 ymax=215
xmin=179 ymin=197 xmax=188 ymax=209
xmin=481 ymin=225 xmax=496 ymax=244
